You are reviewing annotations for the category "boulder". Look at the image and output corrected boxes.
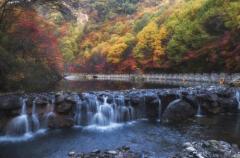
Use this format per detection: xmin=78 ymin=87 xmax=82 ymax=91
xmin=56 ymin=101 xmax=74 ymax=114
xmin=65 ymin=94 xmax=78 ymax=104
xmin=130 ymin=92 xmax=144 ymax=107
xmin=159 ymin=93 xmax=178 ymax=115
xmin=48 ymin=115 xmax=74 ymax=128
xmin=55 ymin=93 xmax=66 ymax=104
xmin=162 ymin=99 xmax=195 ymax=123
xmin=35 ymin=96 xmax=49 ymax=107
xmin=217 ymin=97 xmax=238 ymax=113
xmin=196 ymin=93 xmax=220 ymax=114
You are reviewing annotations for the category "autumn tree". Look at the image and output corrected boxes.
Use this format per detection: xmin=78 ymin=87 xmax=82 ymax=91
xmin=134 ymin=21 xmax=167 ymax=64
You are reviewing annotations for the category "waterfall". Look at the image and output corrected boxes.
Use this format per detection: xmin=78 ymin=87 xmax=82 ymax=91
xmin=93 ymin=96 xmax=114 ymax=126
xmin=195 ymin=103 xmax=204 ymax=117
xmin=73 ymin=93 xmax=137 ymax=127
xmin=157 ymin=96 xmax=162 ymax=122
xmin=31 ymin=99 xmax=40 ymax=131
xmin=43 ymin=95 xmax=56 ymax=128
xmin=6 ymin=98 xmax=30 ymax=136
xmin=236 ymin=91 xmax=240 ymax=110
xmin=74 ymin=95 xmax=82 ymax=125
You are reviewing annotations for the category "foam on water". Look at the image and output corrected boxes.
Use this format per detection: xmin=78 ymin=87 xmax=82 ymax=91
xmin=0 ymin=129 xmax=47 ymax=143
xmin=83 ymin=121 xmax=136 ymax=132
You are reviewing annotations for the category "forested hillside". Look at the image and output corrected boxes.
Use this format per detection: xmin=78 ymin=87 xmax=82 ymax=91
xmin=0 ymin=0 xmax=239 ymax=90
xmin=74 ymin=0 xmax=240 ymax=73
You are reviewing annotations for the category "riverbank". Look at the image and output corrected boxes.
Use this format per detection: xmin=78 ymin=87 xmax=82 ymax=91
xmin=67 ymin=140 xmax=240 ymax=158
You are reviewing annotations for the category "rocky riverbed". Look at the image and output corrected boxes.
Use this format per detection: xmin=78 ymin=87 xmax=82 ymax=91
xmin=174 ymin=140 xmax=240 ymax=158
xmin=0 ymin=86 xmax=239 ymax=136
xmin=67 ymin=146 xmax=143 ymax=158
xmin=67 ymin=140 xmax=240 ymax=158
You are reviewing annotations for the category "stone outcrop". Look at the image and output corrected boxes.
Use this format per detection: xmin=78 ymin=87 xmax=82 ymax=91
xmin=173 ymin=140 xmax=240 ymax=158
xmin=162 ymin=99 xmax=195 ymax=123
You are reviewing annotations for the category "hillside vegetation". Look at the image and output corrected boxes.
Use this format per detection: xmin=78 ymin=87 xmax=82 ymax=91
xmin=0 ymin=0 xmax=239 ymax=90
xmin=74 ymin=0 xmax=240 ymax=73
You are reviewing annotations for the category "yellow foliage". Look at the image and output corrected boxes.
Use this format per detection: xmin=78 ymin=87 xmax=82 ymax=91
xmin=90 ymin=33 xmax=135 ymax=64
xmin=107 ymin=42 xmax=128 ymax=64
xmin=134 ymin=21 xmax=167 ymax=62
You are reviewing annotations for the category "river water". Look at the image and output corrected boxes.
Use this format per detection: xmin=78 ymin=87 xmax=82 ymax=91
xmin=0 ymin=114 xmax=240 ymax=158
xmin=0 ymin=79 xmax=239 ymax=158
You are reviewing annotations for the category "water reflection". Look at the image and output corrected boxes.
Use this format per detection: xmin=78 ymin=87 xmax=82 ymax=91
xmin=55 ymin=80 xmax=179 ymax=92
xmin=173 ymin=114 xmax=240 ymax=145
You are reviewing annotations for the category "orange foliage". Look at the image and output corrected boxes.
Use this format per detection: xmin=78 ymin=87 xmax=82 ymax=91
xmin=10 ymin=9 xmax=64 ymax=72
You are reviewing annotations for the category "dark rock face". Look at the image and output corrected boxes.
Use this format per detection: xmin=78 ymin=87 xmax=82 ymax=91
xmin=130 ymin=92 xmax=143 ymax=107
xmin=56 ymin=102 xmax=74 ymax=114
xmin=48 ymin=115 xmax=74 ymax=129
xmin=35 ymin=96 xmax=49 ymax=107
xmin=0 ymin=95 xmax=20 ymax=110
xmin=159 ymin=93 xmax=178 ymax=115
xmin=173 ymin=140 xmax=240 ymax=158
xmin=162 ymin=99 xmax=195 ymax=123
xmin=68 ymin=146 xmax=143 ymax=158
xmin=145 ymin=93 xmax=160 ymax=121
xmin=195 ymin=93 xmax=238 ymax=114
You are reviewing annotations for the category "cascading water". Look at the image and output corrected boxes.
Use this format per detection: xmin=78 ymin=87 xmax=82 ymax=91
xmin=73 ymin=93 xmax=137 ymax=127
xmin=31 ymin=99 xmax=40 ymax=131
xmin=195 ymin=103 xmax=204 ymax=117
xmin=236 ymin=91 xmax=240 ymax=110
xmin=93 ymin=96 xmax=114 ymax=126
xmin=43 ymin=95 xmax=56 ymax=128
xmin=6 ymin=98 xmax=30 ymax=136
xmin=157 ymin=96 xmax=162 ymax=122
xmin=74 ymin=95 xmax=82 ymax=125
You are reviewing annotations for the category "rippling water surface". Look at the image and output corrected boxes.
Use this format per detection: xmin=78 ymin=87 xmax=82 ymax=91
xmin=0 ymin=114 xmax=240 ymax=158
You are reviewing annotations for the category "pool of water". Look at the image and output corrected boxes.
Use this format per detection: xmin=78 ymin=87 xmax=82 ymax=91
xmin=0 ymin=114 xmax=240 ymax=158
xmin=9 ymin=78 xmax=222 ymax=93
xmin=54 ymin=80 xmax=180 ymax=92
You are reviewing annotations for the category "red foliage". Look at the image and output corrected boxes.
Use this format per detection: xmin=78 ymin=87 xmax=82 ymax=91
xmin=11 ymin=10 xmax=64 ymax=73
xmin=117 ymin=56 xmax=137 ymax=73
xmin=181 ymin=30 xmax=240 ymax=72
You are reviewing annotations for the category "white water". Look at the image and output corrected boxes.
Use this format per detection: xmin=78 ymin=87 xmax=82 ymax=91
xmin=31 ymin=100 xmax=40 ymax=131
xmin=6 ymin=98 xmax=30 ymax=136
xmin=74 ymin=95 xmax=82 ymax=125
xmin=73 ymin=93 xmax=137 ymax=127
xmin=157 ymin=96 xmax=162 ymax=122
xmin=93 ymin=96 xmax=114 ymax=126
xmin=236 ymin=91 xmax=240 ymax=110
xmin=195 ymin=104 xmax=204 ymax=118
xmin=43 ymin=95 xmax=56 ymax=128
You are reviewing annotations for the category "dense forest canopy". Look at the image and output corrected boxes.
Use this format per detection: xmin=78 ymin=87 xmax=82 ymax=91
xmin=0 ymin=0 xmax=239 ymax=90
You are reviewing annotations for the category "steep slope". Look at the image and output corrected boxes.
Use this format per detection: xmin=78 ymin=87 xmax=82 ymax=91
xmin=72 ymin=0 xmax=240 ymax=73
